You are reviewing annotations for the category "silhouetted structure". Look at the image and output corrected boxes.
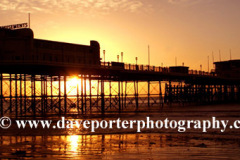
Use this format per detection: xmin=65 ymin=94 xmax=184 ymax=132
xmin=214 ymin=60 xmax=240 ymax=78
xmin=0 ymin=28 xmax=100 ymax=75
xmin=169 ymin=66 xmax=189 ymax=74
xmin=0 ymin=25 xmax=240 ymax=117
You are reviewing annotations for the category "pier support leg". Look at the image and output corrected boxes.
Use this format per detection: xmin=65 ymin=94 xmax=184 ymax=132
xmin=0 ymin=73 xmax=3 ymax=116
xmin=148 ymin=81 xmax=150 ymax=108
xmin=81 ymin=75 xmax=84 ymax=114
xmin=219 ymin=85 xmax=222 ymax=102
xmin=207 ymin=85 xmax=210 ymax=103
xmin=84 ymin=76 xmax=87 ymax=113
xmin=33 ymin=75 xmax=36 ymax=116
xmin=118 ymin=80 xmax=121 ymax=112
xmin=58 ymin=75 xmax=61 ymax=115
xmin=159 ymin=81 xmax=163 ymax=108
xmin=101 ymin=76 xmax=105 ymax=114
xmin=64 ymin=76 xmax=67 ymax=114
xmin=15 ymin=74 xmax=18 ymax=118
xmin=41 ymin=75 xmax=44 ymax=116
xmin=89 ymin=75 xmax=92 ymax=113
xmin=50 ymin=76 xmax=53 ymax=113
xmin=238 ymin=85 xmax=240 ymax=102
xmin=134 ymin=80 xmax=138 ymax=111
xmin=109 ymin=80 xmax=112 ymax=109
xmin=20 ymin=74 xmax=22 ymax=116
xmin=169 ymin=81 xmax=172 ymax=106
xmin=10 ymin=74 xmax=12 ymax=113
xmin=24 ymin=74 xmax=26 ymax=114
xmin=45 ymin=76 xmax=48 ymax=115
xmin=121 ymin=81 xmax=124 ymax=110
xmin=124 ymin=81 xmax=127 ymax=109
xmin=77 ymin=76 xmax=80 ymax=114
xmin=31 ymin=75 xmax=36 ymax=116
xmin=231 ymin=85 xmax=235 ymax=101
xmin=224 ymin=85 xmax=228 ymax=102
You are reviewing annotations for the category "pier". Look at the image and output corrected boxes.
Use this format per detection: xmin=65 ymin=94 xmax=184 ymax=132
xmin=0 ymin=26 xmax=240 ymax=117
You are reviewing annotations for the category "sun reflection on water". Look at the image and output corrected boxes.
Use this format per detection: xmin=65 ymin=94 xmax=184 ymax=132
xmin=67 ymin=135 xmax=80 ymax=153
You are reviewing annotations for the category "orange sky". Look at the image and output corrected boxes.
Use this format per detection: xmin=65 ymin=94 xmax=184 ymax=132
xmin=1 ymin=0 xmax=240 ymax=71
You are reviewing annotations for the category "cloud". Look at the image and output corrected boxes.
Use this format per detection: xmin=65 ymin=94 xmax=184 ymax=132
xmin=168 ymin=0 xmax=186 ymax=3
xmin=167 ymin=0 xmax=202 ymax=5
xmin=0 ymin=0 xmax=150 ymax=16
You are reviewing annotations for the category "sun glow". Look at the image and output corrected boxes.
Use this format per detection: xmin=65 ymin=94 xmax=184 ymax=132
xmin=68 ymin=76 xmax=80 ymax=87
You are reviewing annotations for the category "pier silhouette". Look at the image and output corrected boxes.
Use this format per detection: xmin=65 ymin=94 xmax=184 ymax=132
xmin=0 ymin=25 xmax=240 ymax=117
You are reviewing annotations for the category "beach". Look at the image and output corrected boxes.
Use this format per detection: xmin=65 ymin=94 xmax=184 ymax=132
xmin=1 ymin=103 xmax=240 ymax=159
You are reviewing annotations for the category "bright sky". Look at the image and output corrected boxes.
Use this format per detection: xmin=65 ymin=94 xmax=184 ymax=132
xmin=1 ymin=0 xmax=240 ymax=71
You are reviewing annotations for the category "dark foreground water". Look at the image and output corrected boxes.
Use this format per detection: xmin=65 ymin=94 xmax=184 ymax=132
xmin=1 ymin=104 xmax=240 ymax=159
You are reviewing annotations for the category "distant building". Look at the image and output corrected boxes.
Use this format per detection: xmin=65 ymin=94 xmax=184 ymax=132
xmin=214 ymin=60 xmax=240 ymax=78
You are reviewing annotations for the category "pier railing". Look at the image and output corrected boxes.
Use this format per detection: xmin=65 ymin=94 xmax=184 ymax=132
xmin=101 ymin=62 xmax=216 ymax=77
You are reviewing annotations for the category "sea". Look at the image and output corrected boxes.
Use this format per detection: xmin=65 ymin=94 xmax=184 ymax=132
xmin=0 ymin=103 xmax=240 ymax=160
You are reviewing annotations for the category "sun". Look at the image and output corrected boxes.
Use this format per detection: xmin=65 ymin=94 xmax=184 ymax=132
xmin=68 ymin=76 xmax=80 ymax=87
xmin=66 ymin=76 xmax=90 ymax=95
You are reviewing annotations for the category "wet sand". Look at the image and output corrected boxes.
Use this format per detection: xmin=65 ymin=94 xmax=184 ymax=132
xmin=1 ymin=103 xmax=240 ymax=159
